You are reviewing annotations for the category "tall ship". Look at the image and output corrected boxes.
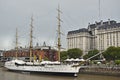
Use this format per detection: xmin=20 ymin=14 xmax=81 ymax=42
xmin=4 ymin=6 xmax=81 ymax=77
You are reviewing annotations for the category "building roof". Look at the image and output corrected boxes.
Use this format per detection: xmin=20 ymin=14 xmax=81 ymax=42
xmin=88 ymin=20 xmax=117 ymax=29
xmin=88 ymin=20 xmax=120 ymax=30
xmin=97 ymin=22 xmax=120 ymax=30
xmin=68 ymin=28 xmax=88 ymax=35
xmin=67 ymin=20 xmax=120 ymax=35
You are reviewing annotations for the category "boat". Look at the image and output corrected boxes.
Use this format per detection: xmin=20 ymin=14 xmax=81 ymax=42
xmin=4 ymin=6 xmax=81 ymax=77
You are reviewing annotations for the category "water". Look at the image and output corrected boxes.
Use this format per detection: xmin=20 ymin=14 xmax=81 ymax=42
xmin=0 ymin=68 xmax=119 ymax=80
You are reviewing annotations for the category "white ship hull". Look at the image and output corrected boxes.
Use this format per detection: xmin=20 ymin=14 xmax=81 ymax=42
xmin=4 ymin=60 xmax=80 ymax=76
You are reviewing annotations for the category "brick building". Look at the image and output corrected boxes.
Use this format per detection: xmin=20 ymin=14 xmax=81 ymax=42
xmin=3 ymin=46 xmax=58 ymax=61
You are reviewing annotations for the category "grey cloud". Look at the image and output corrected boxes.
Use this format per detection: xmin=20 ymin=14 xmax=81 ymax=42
xmin=0 ymin=0 xmax=120 ymax=50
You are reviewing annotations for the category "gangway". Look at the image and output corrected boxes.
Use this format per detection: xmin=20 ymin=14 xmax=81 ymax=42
xmin=85 ymin=51 xmax=105 ymax=61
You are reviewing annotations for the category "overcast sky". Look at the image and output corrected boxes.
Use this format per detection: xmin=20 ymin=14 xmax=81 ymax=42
xmin=0 ymin=0 xmax=120 ymax=50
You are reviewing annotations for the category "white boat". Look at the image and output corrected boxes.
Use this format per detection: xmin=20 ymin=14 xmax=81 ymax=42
xmin=5 ymin=59 xmax=80 ymax=76
xmin=4 ymin=6 xmax=81 ymax=77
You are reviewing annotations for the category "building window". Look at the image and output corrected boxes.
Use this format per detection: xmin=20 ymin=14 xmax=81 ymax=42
xmin=113 ymin=33 xmax=115 ymax=46
xmin=107 ymin=33 xmax=109 ymax=46
xmin=110 ymin=32 xmax=112 ymax=46
xmin=116 ymin=31 xmax=118 ymax=47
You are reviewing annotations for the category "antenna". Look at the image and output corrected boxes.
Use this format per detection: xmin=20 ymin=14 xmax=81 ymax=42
xmin=98 ymin=0 xmax=101 ymax=21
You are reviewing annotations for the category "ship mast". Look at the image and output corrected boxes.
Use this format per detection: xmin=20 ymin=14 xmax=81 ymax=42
xmin=57 ymin=5 xmax=62 ymax=62
xmin=30 ymin=16 xmax=33 ymax=62
xmin=15 ymin=28 xmax=18 ymax=59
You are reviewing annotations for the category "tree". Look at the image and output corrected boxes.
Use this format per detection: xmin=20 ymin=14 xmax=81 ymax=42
xmin=115 ymin=47 xmax=120 ymax=60
xmin=115 ymin=60 xmax=120 ymax=65
xmin=67 ymin=48 xmax=82 ymax=58
xmin=60 ymin=51 xmax=67 ymax=61
xmin=103 ymin=46 xmax=120 ymax=61
xmin=83 ymin=49 xmax=99 ymax=60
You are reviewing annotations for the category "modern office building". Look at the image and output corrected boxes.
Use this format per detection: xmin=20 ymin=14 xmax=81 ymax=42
xmin=67 ymin=19 xmax=120 ymax=55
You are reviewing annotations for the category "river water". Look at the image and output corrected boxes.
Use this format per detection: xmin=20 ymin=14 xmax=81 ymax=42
xmin=0 ymin=68 xmax=119 ymax=80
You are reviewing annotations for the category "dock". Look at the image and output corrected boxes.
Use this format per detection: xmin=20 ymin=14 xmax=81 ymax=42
xmin=79 ymin=65 xmax=120 ymax=77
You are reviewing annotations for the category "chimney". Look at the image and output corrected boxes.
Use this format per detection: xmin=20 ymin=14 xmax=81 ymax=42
xmin=108 ymin=19 xmax=110 ymax=25
xmin=95 ymin=21 xmax=97 ymax=26
xmin=88 ymin=23 xmax=91 ymax=31
xmin=100 ymin=20 xmax=103 ymax=25
xmin=36 ymin=42 xmax=39 ymax=47
xmin=88 ymin=23 xmax=91 ymax=27
xmin=43 ymin=41 xmax=46 ymax=47
xmin=88 ymin=23 xmax=90 ymax=26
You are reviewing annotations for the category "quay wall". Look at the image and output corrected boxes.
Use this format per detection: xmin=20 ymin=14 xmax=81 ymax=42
xmin=0 ymin=61 xmax=4 ymax=67
xmin=79 ymin=66 xmax=120 ymax=77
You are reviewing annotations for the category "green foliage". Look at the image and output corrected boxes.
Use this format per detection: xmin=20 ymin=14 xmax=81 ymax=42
xmin=103 ymin=46 xmax=120 ymax=61
xmin=115 ymin=60 xmax=120 ymax=65
xmin=83 ymin=49 xmax=99 ymax=60
xmin=44 ymin=57 xmax=49 ymax=61
xmin=67 ymin=48 xmax=83 ymax=58
xmin=60 ymin=51 xmax=67 ymax=61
